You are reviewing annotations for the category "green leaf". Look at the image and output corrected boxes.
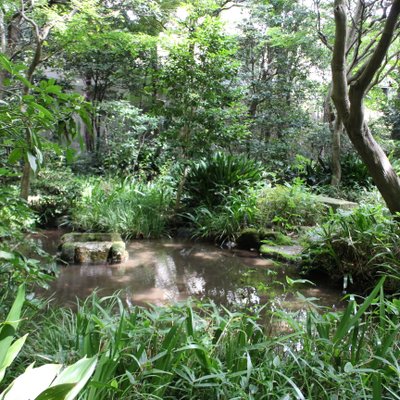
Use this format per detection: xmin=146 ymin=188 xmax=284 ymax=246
xmin=27 ymin=152 xmax=37 ymax=173
xmin=0 ymin=285 xmax=25 ymax=378
xmin=0 ymin=251 xmax=14 ymax=261
xmin=0 ymin=364 xmax=62 ymax=400
xmin=0 ymin=54 xmax=13 ymax=73
xmin=34 ymin=384 xmax=76 ymax=400
xmin=8 ymin=148 xmax=23 ymax=164
xmin=0 ymin=334 xmax=28 ymax=382
xmin=50 ymin=356 xmax=97 ymax=400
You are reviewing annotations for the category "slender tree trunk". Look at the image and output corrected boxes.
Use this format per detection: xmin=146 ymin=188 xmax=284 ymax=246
xmin=331 ymin=116 xmax=342 ymax=186
xmin=20 ymin=160 xmax=31 ymax=200
xmin=20 ymin=38 xmax=42 ymax=199
xmin=323 ymin=86 xmax=342 ymax=186
xmin=84 ymin=74 xmax=93 ymax=152
xmin=0 ymin=9 xmax=7 ymax=99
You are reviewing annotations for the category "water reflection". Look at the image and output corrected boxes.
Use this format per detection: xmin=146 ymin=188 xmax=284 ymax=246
xmin=35 ymin=232 xmax=342 ymax=310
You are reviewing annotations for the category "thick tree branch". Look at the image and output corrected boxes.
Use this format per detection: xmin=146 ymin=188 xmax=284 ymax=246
xmin=331 ymin=0 xmax=350 ymax=119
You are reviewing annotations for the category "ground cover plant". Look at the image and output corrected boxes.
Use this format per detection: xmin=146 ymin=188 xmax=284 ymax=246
xmin=302 ymin=204 xmax=400 ymax=289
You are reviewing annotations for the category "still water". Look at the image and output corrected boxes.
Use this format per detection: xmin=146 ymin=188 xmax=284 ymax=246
xmin=36 ymin=230 xmax=342 ymax=310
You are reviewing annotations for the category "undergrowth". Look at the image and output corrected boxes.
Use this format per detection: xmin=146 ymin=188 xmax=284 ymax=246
xmin=70 ymin=177 xmax=174 ymax=239
xmin=13 ymin=278 xmax=400 ymax=399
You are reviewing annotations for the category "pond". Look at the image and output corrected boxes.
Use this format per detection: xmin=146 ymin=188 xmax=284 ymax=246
xmin=35 ymin=230 xmax=343 ymax=310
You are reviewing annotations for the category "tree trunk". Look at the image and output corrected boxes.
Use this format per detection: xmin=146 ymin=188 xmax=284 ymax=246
xmin=19 ymin=37 xmax=42 ymax=199
xmin=84 ymin=74 xmax=94 ymax=152
xmin=0 ymin=8 xmax=6 ymax=99
xmin=331 ymin=0 xmax=400 ymax=214
xmin=331 ymin=116 xmax=342 ymax=186
xmin=20 ymin=160 xmax=31 ymax=200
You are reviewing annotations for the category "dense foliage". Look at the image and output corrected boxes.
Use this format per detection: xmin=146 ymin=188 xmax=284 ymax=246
xmin=2 ymin=0 xmax=400 ymax=397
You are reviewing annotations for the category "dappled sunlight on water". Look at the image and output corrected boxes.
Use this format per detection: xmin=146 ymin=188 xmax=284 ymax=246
xmin=35 ymin=230 xmax=343 ymax=311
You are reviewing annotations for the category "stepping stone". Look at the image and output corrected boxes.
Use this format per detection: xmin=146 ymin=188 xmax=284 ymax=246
xmin=59 ymin=232 xmax=128 ymax=264
xmin=315 ymin=195 xmax=357 ymax=210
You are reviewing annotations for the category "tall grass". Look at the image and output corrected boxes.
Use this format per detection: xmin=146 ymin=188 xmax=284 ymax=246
xmin=71 ymin=178 xmax=174 ymax=239
xmin=17 ymin=278 xmax=400 ymax=399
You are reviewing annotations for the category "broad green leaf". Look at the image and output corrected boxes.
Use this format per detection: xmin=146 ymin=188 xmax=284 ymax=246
xmin=0 ymin=251 xmax=14 ymax=261
xmin=0 ymin=334 xmax=28 ymax=382
xmin=0 ymin=364 xmax=62 ymax=400
xmin=34 ymin=384 xmax=76 ymax=400
xmin=0 ymin=285 xmax=25 ymax=373
xmin=50 ymin=356 xmax=97 ymax=400
xmin=27 ymin=152 xmax=37 ymax=173
xmin=0 ymin=54 xmax=13 ymax=73
xmin=8 ymin=148 xmax=23 ymax=164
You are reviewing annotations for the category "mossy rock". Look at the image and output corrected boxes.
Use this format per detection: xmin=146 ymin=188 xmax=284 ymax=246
xmin=260 ymin=244 xmax=303 ymax=263
xmin=109 ymin=242 xmax=129 ymax=264
xmin=236 ymin=228 xmax=260 ymax=250
xmin=60 ymin=232 xmax=122 ymax=245
xmin=60 ymin=242 xmax=75 ymax=263
xmin=314 ymin=196 xmax=357 ymax=211
xmin=59 ymin=232 xmax=127 ymax=265
xmin=259 ymin=229 xmax=281 ymax=240
xmin=261 ymin=232 xmax=294 ymax=246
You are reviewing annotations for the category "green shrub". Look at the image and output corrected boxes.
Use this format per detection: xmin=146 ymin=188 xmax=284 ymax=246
xmin=184 ymin=190 xmax=258 ymax=242
xmin=302 ymin=204 xmax=400 ymax=288
xmin=30 ymin=165 xmax=84 ymax=226
xmin=184 ymin=152 xmax=263 ymax=207
xmin=71 ymin=178 xmax=174 ymax=239
xmin=0 ymin=185 xmax=55 ymax=298
xmin=0 ymin=187 xmax=35 ymax=242
xmin=257 ymin=180 xmax=325 ymax=230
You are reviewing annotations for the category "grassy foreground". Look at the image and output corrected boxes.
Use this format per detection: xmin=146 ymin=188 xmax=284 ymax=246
xmin=2 ymin=278 xmax=397 ymax=399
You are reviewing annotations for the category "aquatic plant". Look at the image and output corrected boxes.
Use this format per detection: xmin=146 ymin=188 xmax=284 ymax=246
xmin=184 ymin=189 xmax=259 ymax=242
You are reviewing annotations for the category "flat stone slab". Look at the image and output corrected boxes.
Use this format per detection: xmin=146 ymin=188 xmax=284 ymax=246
xmin=60 ymin=232 xmax=128 ymax=265
xmin=259 ymin=244 xmax=303 ymax=263
xmin=315 ymin=195 xmax=357 ymax=210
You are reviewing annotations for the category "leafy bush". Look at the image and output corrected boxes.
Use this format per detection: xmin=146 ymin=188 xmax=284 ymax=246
xmin=30 ymin=165 xmax=84 ymax=226
xmin=184 ymin=152 xmax=263 ymax=207
xmin=302 ymin=204 xmax=400 ymax=288
xmin=277 ymin=154 xmax=331 ymax=187
xmin=185 ymin=190 xmax=258 ymax=242
xmin=256 ymin=180 xmax=325 ymax=230
xmin=17 ymin=279 xmax=400 ymax=399
xmin=0 ymin=184 xmax=55 ymax=298
xmin=94 ymin=101 xmax=160 ymax=177
xmin=0 ymin=187 xmax=35 ymax=242
xmin=340 ymin=153 xmax=373 ymax=189
xmin=71 ymin=178 xmax=174 ymax=239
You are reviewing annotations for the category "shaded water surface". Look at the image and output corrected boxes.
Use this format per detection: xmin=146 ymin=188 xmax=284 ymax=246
xmin=35 ymin=230 xmax=342 ymax=310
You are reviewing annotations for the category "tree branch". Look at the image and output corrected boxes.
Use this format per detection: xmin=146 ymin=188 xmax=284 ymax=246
xmin=331 ymin=0 xmax=350 ymax=119
xmin=353 ymin=0 xmax=400 ymax=94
